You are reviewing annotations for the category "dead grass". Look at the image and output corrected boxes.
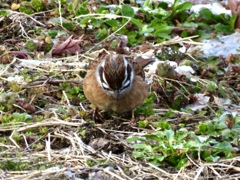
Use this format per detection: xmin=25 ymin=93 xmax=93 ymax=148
xmin=1 ymin=117 xmax=240 ymax=179
xmin=0 ymin=10 xmax=240 ymax=180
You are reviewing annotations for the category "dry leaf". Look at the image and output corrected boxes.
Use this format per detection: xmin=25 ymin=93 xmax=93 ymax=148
xmin=52 ymin=35 xmax=84 ymax=56
xmin=228 ymin=0 xmax=240 ymax=28
xmin=11 ymin=3 xmax=20 ymax=10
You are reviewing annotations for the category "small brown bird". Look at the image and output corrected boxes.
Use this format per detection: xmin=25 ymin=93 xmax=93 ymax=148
xmin=82 ymin=53 xmax=153 ymax=123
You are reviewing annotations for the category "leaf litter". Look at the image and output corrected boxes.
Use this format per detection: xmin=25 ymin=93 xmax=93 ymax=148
xmin=0 ymin=0 xmax=240 ymax=179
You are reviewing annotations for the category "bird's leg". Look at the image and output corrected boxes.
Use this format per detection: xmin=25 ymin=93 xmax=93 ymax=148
xmin=129 ymin=110 xmax=137 ymax=125
xmin=93 ymin=107 xmax=104 ymax=123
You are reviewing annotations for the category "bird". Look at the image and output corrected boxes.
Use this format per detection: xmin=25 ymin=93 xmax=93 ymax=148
xmin=82 ymin=53 xmax=153 ymax=124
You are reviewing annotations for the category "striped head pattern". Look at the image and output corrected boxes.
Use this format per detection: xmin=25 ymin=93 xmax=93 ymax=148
xmin=96 ymin=54 xmax=134 ymax=100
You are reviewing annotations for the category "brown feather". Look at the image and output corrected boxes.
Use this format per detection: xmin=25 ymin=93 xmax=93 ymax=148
xmin=103 ymin=55 xmax=126 ymax=90
xmin=82 ymin=54 xmax=150 ymax=113
xmin=135 ymin=56 xmax=155 ymax=69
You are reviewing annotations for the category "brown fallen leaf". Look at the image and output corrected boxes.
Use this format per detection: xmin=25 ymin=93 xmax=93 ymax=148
xmin=115 ymin=34 xmax=129 ymax=54
xmin=16 ymin=99 xmax=36 ymax=113
xmin=228 ymin=0 xmax=240 ymax=29
xmin=52 ymin=35 xmax=84 ymax=56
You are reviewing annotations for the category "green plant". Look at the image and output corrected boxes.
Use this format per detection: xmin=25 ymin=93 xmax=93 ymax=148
xmin=128 ymin=125 xmax=239 ymax=168
xmin=135 ymin=93 xmax=156 ymax=116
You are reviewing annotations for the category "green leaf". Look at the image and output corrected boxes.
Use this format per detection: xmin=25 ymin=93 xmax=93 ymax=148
xmin=205 ymin=155 xmax=221 ymax=162
xmin=60 ymin=0 xmax=67 ymax=4
xmin=176 ymin=2 xmax=192 ymax=12
xmin=127 ymin=136 xmax=145 ymax=142
xmin=182 ymin=22 xmax=198 ymax=29
xmin=159 ymin=2 xmax=168 ymax=9
xmin=131 ymin=18 xmax=142 ymax=28
xmin=76 ymin=2 xmax=89 ymax=15
xmin=96 ymin=6 xmax=109 ymax=14
xmin=171 ymin=0 xmax=181 ymax=12
xmin=25 ymin=40 xmax=37 ymax=51
xmin=153 ymin=121 xmax=171 ymax=130
xmin=176 ymin=158 xmax=188 ymax=169
xmin=62 ymin=22 xmax=74 ymax=30
xmin=150 ymin=19 xmax=168 ymax=30
xmin=132 ymin=144 xmax=153 ymax=152
xmin=206 ymin=81 xmax=218 ymax=92
xmin=121 ymin=4 xmax=134 ymax=17
xmin=79 ymin=18 xmax=89 ymax=28
xmin=0 ymin=11 xmax=8 ymax=16
xmin=165 ymin=129 xmax=174 ymax=144
xmin=138 ymin=120 xmax=148 ymax=128
xmin=199 ymin=8 xmax=216 ymax=22
xmin=213 ymin=142 xmax=235 ymax=158
xmin=12 ymin=113 xmax=32 ymax=122
xmin=171 ymin=95 xmax=187 ymax=110
xmin=154 ymin=25 xmax=172 ymax=39
xmin=69 ymin=87 xmax=80 ymax=95
xmin=127 ymin=31 xmax=137 ymax=45
xmin=143 ymin=0 xmax=152 ymax=8
xmin=135 ymin=93 xmax=155 ymax=116
xmin=48 ymin=30 xmax=59 ymax=38
xmin=197 ymin=30 xmax=211 ymax=39
xmin=95 ymin=27 xmax=107 ymax=38
xmin=166 ymin=155 xmax=181 ymax=167
xmin=105 ymin=19 xmax=118 ymax=27
xmin=132 ymin=151 xmax=146 ymax=158
xmin=221 ymin=129 xmax=234 ymax=140
xmin=181 ymin=30 xmax=189 ymax=37
xmin=31 ymin=0 xmax=43 ymax=11
xmin=197 ymin=22 xmax=212 ymax=31
xmin=139 ymin=25 xmax=154 ymax=35
xmin=186 ymin=140 xmax=202 ymax=148
xmin=172 ymin=2 xmax=192 ymax=17
xmin=198 ymin=123 xmax=209 ymax=134
xmin=215 ymin=23 xmax=232 ymax=34
xmin=176 ymin=129 xmax=190 ymax=141
xmin=91 ymin=19 xmax=101 ymax=28
xmin=45 ymin=44 xmax=53 ymax=52
xmin=19 ymin=6 xmax=34 ymax=14
xmin=229 ymin=14 xmax=237 ymax=29
xmin=164 ymin=109 xmax=175 ymax=118
xmin=155 ymin=155 xmax=167 ymax=162
xmin=145 ymin=134 xmax=162 ymax=141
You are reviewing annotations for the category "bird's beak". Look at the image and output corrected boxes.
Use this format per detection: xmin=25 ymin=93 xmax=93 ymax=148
xmin=114 ymin=90 xmax=120 ymax=100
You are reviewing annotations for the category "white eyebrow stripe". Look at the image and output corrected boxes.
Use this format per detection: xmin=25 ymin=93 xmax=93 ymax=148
xmin=123 ymin=70 xmax=128 ymax=86
xmin=102 ymin=69 xmax=108 ymax=84
xmin=123 ymin=80 xmax=130 ymax=88
xmin=101 ymin=60 xmax=105 ymax=67
xmin=102 ymin=82 xmax=110 ymax=89
xmin=123 ymin=57 xmax=128 ymax=67
xmin=122 ymin=58 xmax=132 ymax=86
xmin=130 ymin=66 xmax=134 ymax=82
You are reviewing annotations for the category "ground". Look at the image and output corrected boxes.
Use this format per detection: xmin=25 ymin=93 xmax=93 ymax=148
xmin=0 ymin=0 xmax=240 ymax=179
